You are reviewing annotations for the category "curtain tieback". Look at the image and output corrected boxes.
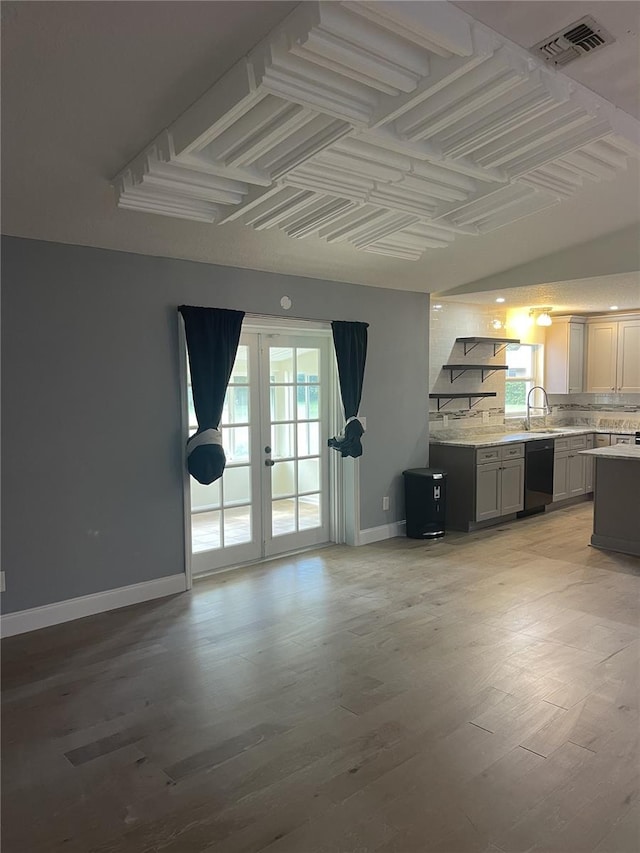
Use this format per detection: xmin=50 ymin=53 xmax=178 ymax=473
xmin=186 ymin=428 xmax=223 ymax=456
xmin=336 ymin=416 xmax=364 ymax=439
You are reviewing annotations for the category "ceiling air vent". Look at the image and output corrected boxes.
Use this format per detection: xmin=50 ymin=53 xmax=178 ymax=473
xmin=531 ymin=16 xmax=615 ymax=67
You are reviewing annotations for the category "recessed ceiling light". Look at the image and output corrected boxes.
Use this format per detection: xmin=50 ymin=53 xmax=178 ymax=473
xmin=433 ymin=304 xmax=442 ymax=309
xmin=609 ymin=305 xmax=619 ymax=310
xmin=496 ymin=297 xmax=505 ymax=303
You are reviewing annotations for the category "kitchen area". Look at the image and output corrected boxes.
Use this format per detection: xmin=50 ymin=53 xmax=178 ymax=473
xmin=428 ymin=291 xmax=640 ymax=557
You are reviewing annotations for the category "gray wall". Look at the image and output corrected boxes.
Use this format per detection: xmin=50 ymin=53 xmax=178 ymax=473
xmin=1 ymin=236 xmax=430 ymax=613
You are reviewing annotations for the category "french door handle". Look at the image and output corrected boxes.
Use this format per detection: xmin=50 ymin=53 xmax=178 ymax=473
xmin=265 ymin=459 xmax=275 ymax=467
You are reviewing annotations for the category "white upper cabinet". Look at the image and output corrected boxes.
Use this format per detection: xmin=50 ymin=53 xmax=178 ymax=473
xmin=544 ymin=317 xmax=585 ymax=394
xmin=586 ymin=321 xmax=619 ymax=393
xmin=586 ymin=317 xmax=640 ymax=393
xmin=616 ymin=320 xmax=640 ymax=393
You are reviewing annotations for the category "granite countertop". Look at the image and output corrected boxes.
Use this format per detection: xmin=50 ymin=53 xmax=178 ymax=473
xmin=429 ymin=426 xmax=636 ymax=449
xmin=580 ymin=445 xmax=640 ymax=461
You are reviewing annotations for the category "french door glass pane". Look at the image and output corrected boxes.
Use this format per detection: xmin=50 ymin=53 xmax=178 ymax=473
xmin=222 ymin=387 xmax=249 ymax=425
xmin=297 ymin=422 xmax=319 ymax=457
xmin=296 ymin=347 xmax=319 ymax=378
xmin=230 ymin=346 xmax=249 ymax=384
xmin=223 ymin=465 xmax=251 ymax=505
xmin=192 ymin=510 xmax=221 ymax=552
xmin=221 ymin=426 xmax=250 ymax=464
xmin=298 ymin=495 xmax=321 ymax=530
xmin=272 ymin=423 xmax=294 ymax=459
xmin=272 ymin=460 xmax=295 ymax=499
xmin=191 ymin=478 xmax=221 ymax=512
xmin=223 ymin=506 xmax=252 ymax=545
xmin=270 ymin=348 xmax=294 ymax=382
xmin=272 ymin=498 xmax=296 ymax=536
xmin=270 ymin=386 xmax=294 ymax=422
xmin=297 ymin=385 xmax=320 ymax=420
xmin=298 ymin=458 xmax=320 ymax=493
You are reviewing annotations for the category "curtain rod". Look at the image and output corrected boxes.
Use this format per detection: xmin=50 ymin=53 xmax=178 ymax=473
xmin=244 ymin=312 xmax=331 ymax=326
xmin=179 ymin=308 xmax=366 ymax=327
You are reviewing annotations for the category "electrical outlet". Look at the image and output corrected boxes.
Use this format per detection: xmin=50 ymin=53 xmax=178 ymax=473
xmin=0 ymin=572 xmax=5 ymax=593
xmin=382 ymin=496 xmax=390 ymax=511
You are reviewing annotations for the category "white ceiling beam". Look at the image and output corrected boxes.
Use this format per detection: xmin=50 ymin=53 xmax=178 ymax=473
xmin=342 ymin=1 xmax=474 ymax=57
xmin=285 ymin=198 xmax=359 ymax=238
xmin=241 ymin=188 xmax=318 ymax=230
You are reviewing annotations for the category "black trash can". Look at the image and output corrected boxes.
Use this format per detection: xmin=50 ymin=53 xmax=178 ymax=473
xmin=403 ymin=468 xmax=447 ymax=539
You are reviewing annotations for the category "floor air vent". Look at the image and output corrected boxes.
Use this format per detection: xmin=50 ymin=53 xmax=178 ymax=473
xmin=531 ymin=16 xmax=615 ymax=67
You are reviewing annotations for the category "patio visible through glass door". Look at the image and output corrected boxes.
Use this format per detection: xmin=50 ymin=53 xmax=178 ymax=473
xmin=188 ymin=330 xmax=330 ymax=574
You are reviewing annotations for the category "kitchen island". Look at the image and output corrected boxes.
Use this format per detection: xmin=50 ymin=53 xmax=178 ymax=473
xmin=580 ymin=445 xmax=640 ymax=557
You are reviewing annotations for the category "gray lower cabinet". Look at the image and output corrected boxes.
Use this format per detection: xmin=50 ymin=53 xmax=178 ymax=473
xmin=475 ymin=460 xmax=501 ymax=521
xmin=569 ymin=452 xmax=586 ymax=497
xmin=501 ymin=458 xmax=526 ymax=514
xmin=474 ymin=452 xmax=525 ymax=522
xmin=584 ymin=434 xmax=594 ymax=492
xmin=430 ymin=443 xmax=524 ymax=530
xmin=553 ymin=451 xmax=570 ymax=501
xmin=553 ymin=435 xmax=588 ymax=501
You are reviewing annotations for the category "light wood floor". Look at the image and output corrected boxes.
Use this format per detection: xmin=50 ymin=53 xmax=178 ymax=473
xmin=2 ymin=501 xmax=639 ymax=853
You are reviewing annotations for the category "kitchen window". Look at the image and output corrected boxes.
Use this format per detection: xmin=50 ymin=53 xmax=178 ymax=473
xmin=505 ymin=343 xmax=543 ymax=417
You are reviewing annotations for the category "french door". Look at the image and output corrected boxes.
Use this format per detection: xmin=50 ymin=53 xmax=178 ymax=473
xmin=189 ymin=329 xmax=332 ymax=575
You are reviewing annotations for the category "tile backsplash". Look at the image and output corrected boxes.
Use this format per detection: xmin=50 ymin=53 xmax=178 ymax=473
xmin=549 ymin=394 xmax=640 ymax=411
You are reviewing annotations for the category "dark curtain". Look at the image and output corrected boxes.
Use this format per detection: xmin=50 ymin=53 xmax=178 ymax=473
xmin=178 ymin=305 xmax=245 ymax=484
xmin=328 ymin=320 xmax=369 ymax=458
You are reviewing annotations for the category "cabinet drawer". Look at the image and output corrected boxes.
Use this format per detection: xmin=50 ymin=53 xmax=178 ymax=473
xmin=569 ymin=435 xmax=587 ymax=450
xmin=501 ymin=443 xmax=524 ymax=460
xmin=477 ymin=448 xmax=500 ymax=464
xmin=611 ymin=434 xmax=632 ymax=445
xmin=554 ymin=438 xmax=570 ymax=452
xmin=595 ymin=434 xmax=611 ymax=447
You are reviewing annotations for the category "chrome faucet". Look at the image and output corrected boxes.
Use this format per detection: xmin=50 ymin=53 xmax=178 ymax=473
xmin=524 ymin=385 xmax=551 ymax=430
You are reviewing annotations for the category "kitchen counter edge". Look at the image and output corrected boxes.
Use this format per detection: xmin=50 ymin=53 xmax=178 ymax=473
xmin=429 ymin=427 xmax=636 ymax=449
xmin=579 ymin=445 xmax=640 ymax=461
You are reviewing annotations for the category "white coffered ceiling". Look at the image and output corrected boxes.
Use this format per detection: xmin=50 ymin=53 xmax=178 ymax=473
xmin=2 ymin=1 xmax=639 ymax=295
xmin=115 ymin=1 xmax=639 ymax=263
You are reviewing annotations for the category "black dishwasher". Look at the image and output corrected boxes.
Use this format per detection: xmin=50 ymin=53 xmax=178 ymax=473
xmin=517 ymin=439 xmax=554 ymax=517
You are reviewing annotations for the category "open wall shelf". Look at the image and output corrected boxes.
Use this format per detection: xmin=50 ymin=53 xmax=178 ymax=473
xmin=456 ymin=336 xmax=520 ymax=356
xmin=429 ymin=392 xmax=497 ymax=412
xmin=443 ymin=364 xmax=510 ymax=382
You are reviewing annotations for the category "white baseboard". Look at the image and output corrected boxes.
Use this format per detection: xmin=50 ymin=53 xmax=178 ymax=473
xmin=357 ymin=520 xmax=406 ymax=545
xmin=0 ymin=574 xmax=187 ymax=638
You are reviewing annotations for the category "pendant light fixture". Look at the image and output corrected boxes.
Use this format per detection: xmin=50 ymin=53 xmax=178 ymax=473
xmin=536 ymin=308 xmax=553 ymax=326
xmin=529 ymin=307 xmax=553 ymax=326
